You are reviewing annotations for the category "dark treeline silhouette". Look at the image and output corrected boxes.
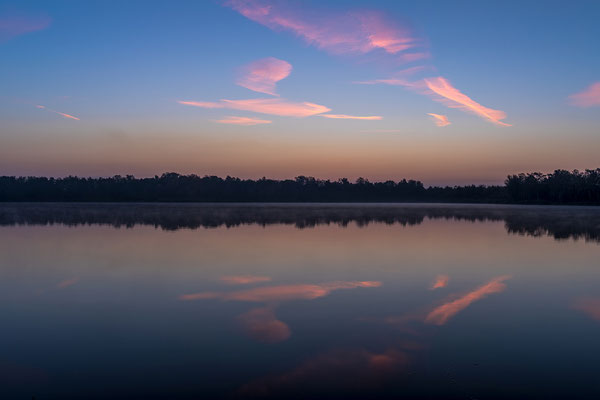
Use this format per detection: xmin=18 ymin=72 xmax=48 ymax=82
xmin=0 ymin=168 xmax=599 ymax=204
xmin=1 ymin=203 xmax=600 ymax=242
xmin=505 ymin=169 xmax=600 ymax=204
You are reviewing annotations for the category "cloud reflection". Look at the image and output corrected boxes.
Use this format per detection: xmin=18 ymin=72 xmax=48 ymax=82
xmin=237 ymin=306 xmax=291 ymax=343
xmin=237 ymin=347 xmax=409 ymax=397
xmin=430 ymin=274 xmax=449 ymax=290
xmin=573 ymin=297 xmax=600 ymax=321
xmin=180 ymin=281 xmax=381 ymax=302
xmin=180 ymin=280 xmax=380 ymax=343
xmin=56 ymin=278 xmax=78 ymax=289
xmin=425 ymin=275 xmax=511 ymax=325
xmin=220 ymin=275 xmax=272 ymax=285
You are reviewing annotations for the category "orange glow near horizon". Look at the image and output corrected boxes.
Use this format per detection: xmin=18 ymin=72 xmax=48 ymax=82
xmin=425 ymin=275 xmax=510 ymax=325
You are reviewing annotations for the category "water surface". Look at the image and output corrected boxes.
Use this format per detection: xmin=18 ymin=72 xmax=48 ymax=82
xmin=1 ymin=203 xmax=599 ymax=399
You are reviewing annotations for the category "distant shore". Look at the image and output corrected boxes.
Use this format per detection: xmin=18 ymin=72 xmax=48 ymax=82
xmin=1 ymin=169 xmax=599 ymax=205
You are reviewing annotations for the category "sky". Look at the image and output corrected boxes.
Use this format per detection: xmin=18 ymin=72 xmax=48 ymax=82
xmin=1 ymin=0 xmax=599 ymax=186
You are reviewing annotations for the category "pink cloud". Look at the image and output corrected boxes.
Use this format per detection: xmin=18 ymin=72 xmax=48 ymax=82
xmin=225 ymin=1 xmax=422 ymax=59
xmin=222 ymin=98 xmax=329 ymax=117
xmin=237 ymin=57 xmax=292 ymax=96
xmin=36 ymin=105 xmax=80 ymax=121
xmin=0 ymin=13 xmax=51 ymax=42
xmin=568 ymin=82 xmax=600 ymax=108
xmin=427 ymin=113 xmax=450 ymax=127
xmin=356 ymin=76 xmax=510 ymax=125
xmin=214 ymin=116 xmax=272 ymax=125
xmin=177 ymin=100 xmax=224 ymax=108
xmin=425 ymin=275 xmax=511 ymax=325
xmin=179 ymin=98 xmax=330 ymax=117
xmin=179 ymin=281 xmax=381 ymax=303
xmin=225 ymin=2 xmax=513 ymax=126
xmin=573 ymin=297 xmax=600 ymax=321
xmin=430 ymin=275 xmax=449 ymax=289
xmin=355 ymin=66 xmax=432 ymax=86
xmin=423 ymin=77 xmax=511 ymax=126
xmin=355 ymin=78 xmax=412 ymax=86
xmin=320 ymin=114 xmax=382 ymax=120
xmin=220 ymin=275 xmax=272 ymax=285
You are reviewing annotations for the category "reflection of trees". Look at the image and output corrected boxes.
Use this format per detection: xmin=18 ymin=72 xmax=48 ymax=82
xmin=1 ymin=203 xmax=600 ymax=242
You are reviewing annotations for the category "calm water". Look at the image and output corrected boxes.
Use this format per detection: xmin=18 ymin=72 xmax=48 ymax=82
xmin=1 ymin=203 xmax=600 ymax=399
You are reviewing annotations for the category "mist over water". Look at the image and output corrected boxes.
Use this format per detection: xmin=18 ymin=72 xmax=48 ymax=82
xmin=1 ymin=204 xmax=599 ymax=399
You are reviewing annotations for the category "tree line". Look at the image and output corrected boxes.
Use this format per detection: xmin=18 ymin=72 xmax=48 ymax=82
xmin=0 ymin=169 xmax=598 ymax=204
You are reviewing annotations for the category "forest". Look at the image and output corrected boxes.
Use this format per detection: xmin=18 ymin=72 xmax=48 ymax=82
xmin=0 ymin=169 xmax=598 ymax=204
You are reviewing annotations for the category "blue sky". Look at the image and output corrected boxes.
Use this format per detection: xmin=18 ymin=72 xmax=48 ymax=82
xmin=1 ymin=0 xmax=599 ymax=185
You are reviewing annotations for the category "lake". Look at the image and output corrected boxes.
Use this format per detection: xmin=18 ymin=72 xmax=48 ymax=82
xmin=1 ymin=203 xmax=599 ymax=399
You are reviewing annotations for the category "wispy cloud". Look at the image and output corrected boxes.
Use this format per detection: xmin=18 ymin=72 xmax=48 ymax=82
xmin=225 ymin=0 xmax=424 ymax=60
xmin=178 ymin=98 xmax=330 ymax=117
xmin=237 ymin=57 xmax=292 ymax=96
xmin=355 ymin=78 xmax=411 ymax=86
xmin=214 ymin=116 xmax=272 ymax=125
xmin=36 ymin=105 xmax=80 ymax=120
xmin=355 ymin=67 xmax=430 ymax=86
xmin=226 ymin=1 xmax=510 ymax=126
xmin=177 ymin=100 xmax=223 ymax=108
xmin=568 ymin=82 xmax=600 ymax=108
xmin=320 ymin=114 xmax=382 ymax=120
xmin=0 ymin=13 xmax=51 ymax=42
xmin=425 ymin=275 xmax=511 ymax=325
xmin=423 ymin=77 xmax=510 ymax=126
xmin=427 ymin=113 xmax=450 ymax=127
xmin=220 ymin=275 xmax=272 ymax=285
xmin=357 ymin=76 xmax=510 ymax=126
xmin=430 ymin=275 xmax=449 ymax=289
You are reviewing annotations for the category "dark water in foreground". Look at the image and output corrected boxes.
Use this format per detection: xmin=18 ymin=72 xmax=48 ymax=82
xmin=1 ymin=203 xmax=599 ymax=399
